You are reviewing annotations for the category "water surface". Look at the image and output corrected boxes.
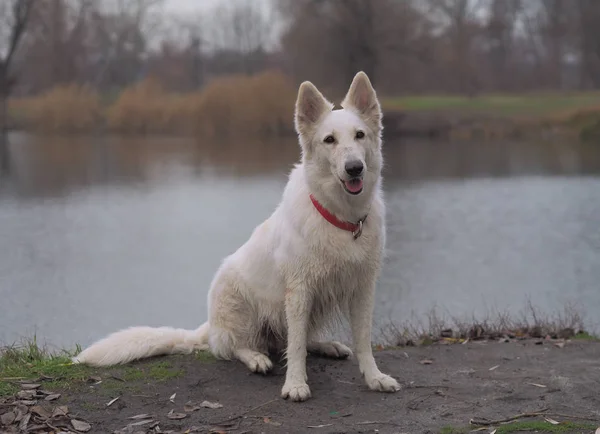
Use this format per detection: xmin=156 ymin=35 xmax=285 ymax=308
xmin=1 ymin=134 xmax=599 ymax=348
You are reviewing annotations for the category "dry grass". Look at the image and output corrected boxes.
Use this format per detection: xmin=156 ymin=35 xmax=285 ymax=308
xmin=13 ymin=85 xmax=102 ymax=134
xmin=376 ymin=298 xmax=595 ymax=347
xmin=559 ymin=106 xmax=600 ymax=141
xmin=193 ymin=71 xmax=295 ymax=138
xmin=13 ymin=70 xmax=297 ymax=137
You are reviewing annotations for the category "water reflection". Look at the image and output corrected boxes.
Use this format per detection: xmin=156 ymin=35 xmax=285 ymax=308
xmin=2 ymin=134 xmax=600 ymax=201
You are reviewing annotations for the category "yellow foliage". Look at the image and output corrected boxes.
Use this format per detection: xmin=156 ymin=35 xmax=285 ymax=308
xmin=15 ymin=85 xmax=102 ymax=133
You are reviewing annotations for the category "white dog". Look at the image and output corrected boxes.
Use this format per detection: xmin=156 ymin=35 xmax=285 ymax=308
xmin=73 ymin=71 xmax=400 ymax=402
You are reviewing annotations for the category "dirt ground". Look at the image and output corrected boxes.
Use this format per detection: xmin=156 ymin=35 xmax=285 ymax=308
xmin=3 ymin=340 xmax=600 ymax=434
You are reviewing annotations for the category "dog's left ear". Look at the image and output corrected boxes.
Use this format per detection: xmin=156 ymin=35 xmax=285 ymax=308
xmin=341 ymin=71 xmax=382 ymax=133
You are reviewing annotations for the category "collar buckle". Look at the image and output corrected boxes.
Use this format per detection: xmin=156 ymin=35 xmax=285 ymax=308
xmin=352 ymin=219 xmax=364 ymax=240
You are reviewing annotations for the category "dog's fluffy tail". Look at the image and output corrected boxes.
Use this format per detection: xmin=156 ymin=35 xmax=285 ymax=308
xmin=72 ymin=322 xmax=210 ymax=367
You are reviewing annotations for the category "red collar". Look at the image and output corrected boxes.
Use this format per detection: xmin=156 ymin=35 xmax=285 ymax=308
xmin=309 ymin=194 xmax=367 ymax=239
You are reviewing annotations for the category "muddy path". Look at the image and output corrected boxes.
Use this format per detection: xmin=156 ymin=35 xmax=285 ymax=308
xmin=2 ymin=340 xmax=600 ymax=433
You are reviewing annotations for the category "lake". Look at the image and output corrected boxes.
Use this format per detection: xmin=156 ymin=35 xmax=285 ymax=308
xmin=1 ymin=133 xmax=599 ymax=349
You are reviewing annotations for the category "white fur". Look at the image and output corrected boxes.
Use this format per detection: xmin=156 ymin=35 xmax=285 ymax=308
xmin=73 ymin=71 xmax=400 ymax=401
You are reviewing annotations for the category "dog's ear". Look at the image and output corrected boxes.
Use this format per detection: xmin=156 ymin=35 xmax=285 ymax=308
xmin=295 ymin=81 xmax=333 ymax=138
xmin=341 ymin=71 xmax=382 ymax=133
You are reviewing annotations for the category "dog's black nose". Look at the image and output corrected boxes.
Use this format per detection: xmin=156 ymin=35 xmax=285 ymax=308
xmin=345 ymin=160 xmax=364 ymax=177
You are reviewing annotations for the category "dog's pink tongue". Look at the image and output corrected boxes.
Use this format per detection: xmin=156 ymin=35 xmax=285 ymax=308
xmin=344 ymin=179 xmax=363 ymax=193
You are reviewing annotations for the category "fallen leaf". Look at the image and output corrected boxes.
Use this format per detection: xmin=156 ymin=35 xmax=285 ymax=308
xmin=12 ymin=407 xmax=25 ymax=423
xmin=45 ymin=393 xmax=61 ymax=401
xmin=527 ymin=383 xmax=547 ymax=388
xmin=554 ymin=342 xmax=565 ymax=349
xmin=20 ymin=383 xmax=41 ymax=390
xmin=1 ymin=411 xmax=16 ymax=425
xmin=106 ymin=397 xmax=120 ymax=407
xmin=129 ymin=419 xmax=155 ymax=426
xmin=129 ymin=413 xmax=152 ymax=419
xmin=71 ymin=419 xmax=92 ymax=432
xmin=167 ymin=409 xmax=187 ymax=420
xmin=307 ymin=424 xmax=333 ymax=428
xmin=489 ymin=365 xmax=500 ymax=371
xmin=184 ymin=402 xmax=202 ymax=412
xmin=545 ymin=417 xmax=560 ymax=425
xmin=17 ymin=390 xmax=35 ymax=399
xmin=31 ymin=405 xmax=52 ymax=419
xmin=18 ymin=400 xmax=36 ymax=406
xmin=263 ymin=417 xmax=282 ymax=426
xmin=200 ymin=400 xmax=223 ymax=409
xmin=18 ymin=413 xmax=31 ymax=431
xmin=420 ymin=359 xmax=433 ymax=365
xmin=169 ymin=393 xmax=176 ymax=403
xmin=52 ymin=406 xmax=69 ymax=417
xmin=462 ymin=338 xmax=470 ymax=345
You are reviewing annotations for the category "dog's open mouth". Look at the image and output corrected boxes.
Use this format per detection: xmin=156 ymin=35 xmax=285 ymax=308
xmin=342 ymin=178 xmax=364 ymax=195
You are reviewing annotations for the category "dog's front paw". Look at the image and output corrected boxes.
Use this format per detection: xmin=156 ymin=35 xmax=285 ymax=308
xmin=247 ymin=353 xmax=273 ymax=374
xmin=366 ymin=372 xmax=400 ymax=393
xmin=281 ymin=381 xmax=311 ymax=402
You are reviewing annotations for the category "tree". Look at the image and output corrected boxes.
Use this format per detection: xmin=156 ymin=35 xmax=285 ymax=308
xmin=279 ymin=0 xmax=432 ymax=94
xmin=204 ymin=0 xmax=272 ymax=75
xmin=0 ymin=0 xmax=35 ymax=135
xmin=427 ymin=0 xmax=488 ymax=95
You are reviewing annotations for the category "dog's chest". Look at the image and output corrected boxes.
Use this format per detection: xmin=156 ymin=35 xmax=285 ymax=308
xmin=297 ymin=233 xmax=381 ymax=290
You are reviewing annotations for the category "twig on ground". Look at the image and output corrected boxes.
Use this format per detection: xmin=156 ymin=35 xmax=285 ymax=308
xmin=408 ymin=384 xmax=451 ymax=389
xmin=471 ymin=409 xmax=600 ymax=426
xmin=356 ymin=420 xmax=403 ymax=427
xmin=470 ymin=409 xmax=551 ymax=426
xmin=210 ymin=398 xmax=277 ymax=426
xmin=543 ymin=413 xmax=600 ymax=422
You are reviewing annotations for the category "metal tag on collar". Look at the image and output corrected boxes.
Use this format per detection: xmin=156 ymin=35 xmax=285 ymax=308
xmin=353 ymin=219 xmax=364 ymax=240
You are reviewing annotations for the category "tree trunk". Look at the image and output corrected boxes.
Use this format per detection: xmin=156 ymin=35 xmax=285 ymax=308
xmin=0 ymin=73 xmax=7 ymax=138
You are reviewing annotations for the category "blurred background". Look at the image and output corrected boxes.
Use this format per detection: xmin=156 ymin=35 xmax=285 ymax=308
xmin=0 ymin=0 xmax=599 ymax=349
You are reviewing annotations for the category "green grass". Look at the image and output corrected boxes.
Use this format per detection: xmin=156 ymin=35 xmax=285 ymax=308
xmin=122 ymin=360 xmax=184 ymax=382
xmin=573 ymin=331 xmax=600 ymax=341
xmin=383 ymin=92 xmax=600 ymax=117
xmin=194 ymin=350 xmax=217 ymax=362
xmin=0 ymin=337 xmax=90 ymax=397
xmin=441 ymin=421 xmax=597 ymax=433
xmin=0 ymin=338 xmax=190 ymax=397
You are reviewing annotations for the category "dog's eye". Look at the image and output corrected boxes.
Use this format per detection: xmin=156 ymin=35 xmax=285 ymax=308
xmin=323 ymin=135 xmax=335 ymax=144
xmin=355 ymin=131 xmax=365 ymax=139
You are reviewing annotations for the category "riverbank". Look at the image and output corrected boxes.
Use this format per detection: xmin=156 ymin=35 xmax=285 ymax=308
xmin=6 ymin=78 xmax=600 ymax=141
xmin=1 ymin=313 xmax=599 ymax=434
xmin=1 ymin=337 xmax=599 ymax=434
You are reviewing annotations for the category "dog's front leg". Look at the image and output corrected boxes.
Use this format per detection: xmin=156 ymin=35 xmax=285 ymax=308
xmin=350 ymin=279 xmax=400 ymax=393
xmin=281 ymin=287 xmax=311 ymax=402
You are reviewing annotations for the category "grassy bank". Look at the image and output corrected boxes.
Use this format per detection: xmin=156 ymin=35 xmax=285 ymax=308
xmin=382 ymin=93 xmax=600 ymax=141
xmin=2 ymin=303 xmax=596 ymax=399
xmin=1 ymin=312 xmax=599 ymax=433
xmin=8 ymin=75 xmax=600 ymax=141
xmin=383 ymin=92 xmax=600 ymax=117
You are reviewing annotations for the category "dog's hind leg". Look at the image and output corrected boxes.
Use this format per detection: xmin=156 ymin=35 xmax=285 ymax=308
xmin=208 ymin=274 xmax=275 ymax=374
xmin=307 ymin=341 xmax=352 ymax=359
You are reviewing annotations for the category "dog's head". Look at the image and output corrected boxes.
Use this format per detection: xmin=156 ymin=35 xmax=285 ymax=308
xmin=295 ymin=72 xmax=383 ymax=200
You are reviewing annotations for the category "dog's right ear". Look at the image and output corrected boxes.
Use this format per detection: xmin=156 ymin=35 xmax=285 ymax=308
xmin=294 ymin=81 xmax=333 ymax=138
